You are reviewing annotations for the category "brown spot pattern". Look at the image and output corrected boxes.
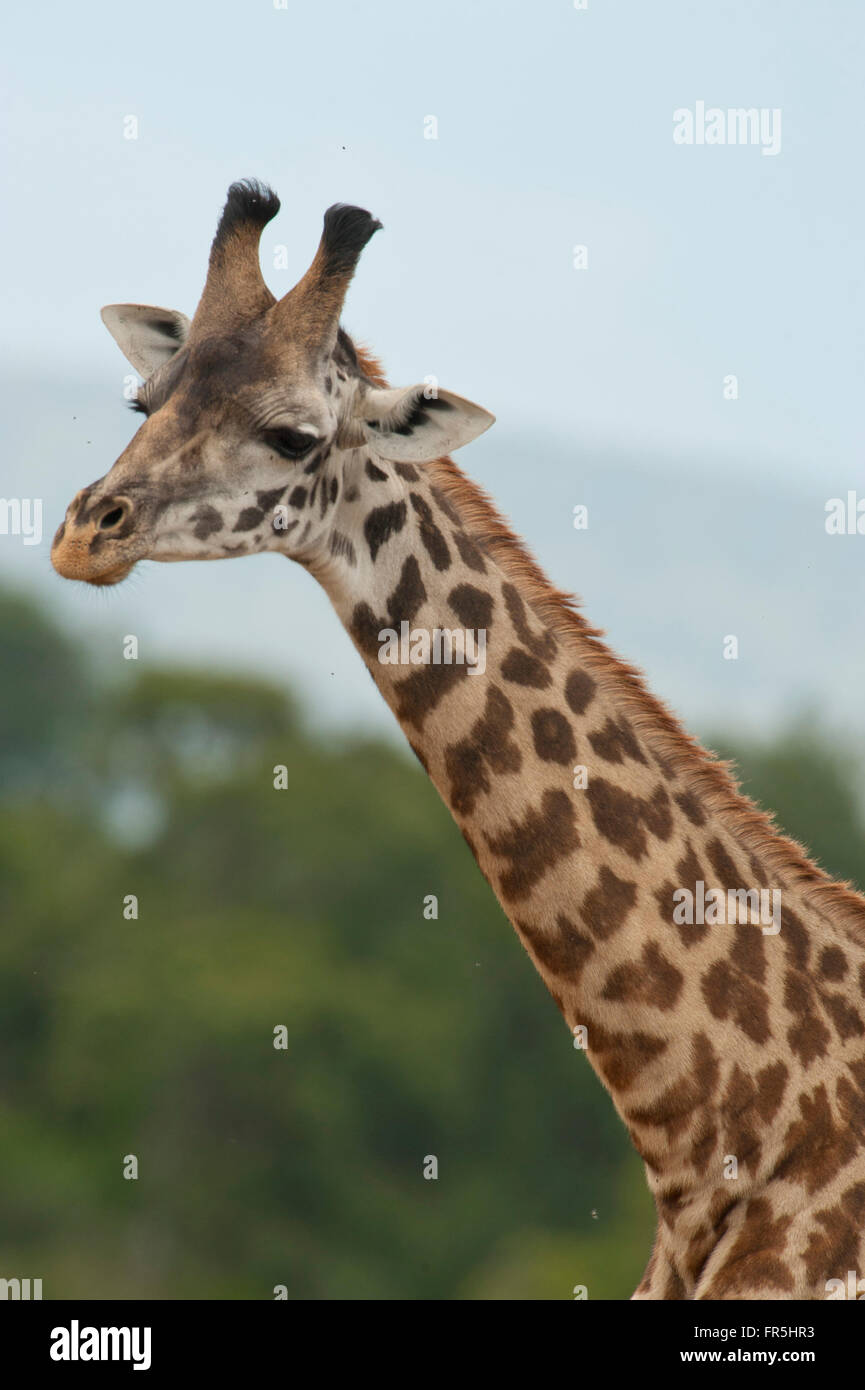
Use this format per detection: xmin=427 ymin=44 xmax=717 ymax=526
xmin=394 ymin=662 xmax=466 ymax=731
xmin=448 ymin=582 xmax=493 ymax=630
xmin=586 ymin=779 xmax=673 ymax=860
xmin=409 ymin=492 xmax=451 ymax=570
xmin=485 ymin=788 xmax=579 ymax=902
xmin=819 ymin=946 xmax=848 ymax=981
xmin=452 ymin=530 xmax=487 ymax=573
xmin=719 ymin=1061 xmax=788 ymax=1176
xmin=773 ymin=1084 xmax=858 ymax=1195
xmin=518 ymin=913 xmax=595 ymax=980
xmin=501 ymin=582 xmax=557 ymax=661
xmin=501 ymin=647 xmax=551 ymax=688
xmin=580 ymin=865 xmax=638 ymax=940
xmin=386 ymin=555 xmax=427 ymax=626
xmin=444 ymin=685 xmax=522 ymax=815
xmin=802 ymin=1182 xmax=865 ymax=1287
xmin=674 ymin=790 xmax=706 ymax=827
xmin=701 ymin=958 xmax=771 ymax=1045
xmin=364 ymin=500 xmax=407 ymax=561
xmin=588 ymin=1022 xmax=669 ymax=1091
xmin=783 ymin=971 xmax=831 ymax=1066
xmin=706 ymin=836 xmax=741 ymax=887
xmin=564 ymin=668 xmax=596 ymax=715
xmin=531 ymin=708 xmax=576 ymax=764
xmin=701 ymin=1198 xmax=794 ymax=1297
xmin=588 ymin=715 xmax=648 ymax=766
xmin=190 ymin=504 xmax=223 ymax=540
xmin=628 ymin=1034 xmax=719 ymax=1143
xmin=601 ymin=940 xmax=683 ymax=1010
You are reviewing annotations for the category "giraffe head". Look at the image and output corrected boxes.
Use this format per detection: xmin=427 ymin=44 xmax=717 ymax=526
xmin=51 ymin=180 xmax=493 ymax=586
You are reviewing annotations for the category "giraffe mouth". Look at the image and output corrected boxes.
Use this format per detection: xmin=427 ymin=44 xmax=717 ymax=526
xmin=84 ymin=561 xmax=137 ymax=587
xmin=50 ymin=524 xmax=142 ymax=586
xmin=52 ymin=550 xmax=138 ymax=586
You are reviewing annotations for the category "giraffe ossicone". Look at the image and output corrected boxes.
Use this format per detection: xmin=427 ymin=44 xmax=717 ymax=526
xmin=52 ymin=180 xmax=865 ymax=1301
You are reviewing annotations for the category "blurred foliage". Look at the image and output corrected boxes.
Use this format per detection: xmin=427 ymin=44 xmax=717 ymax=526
xmin=1 ymin=585 xmax=864 ymax=1299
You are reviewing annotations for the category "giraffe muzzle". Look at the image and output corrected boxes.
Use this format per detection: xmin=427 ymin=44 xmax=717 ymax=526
xmin=51 ymin=493 xmax=143 ymax=586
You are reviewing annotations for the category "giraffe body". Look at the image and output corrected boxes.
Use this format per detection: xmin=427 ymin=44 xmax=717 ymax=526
xmin=52 ymin=183 xmax=865 ymax=1299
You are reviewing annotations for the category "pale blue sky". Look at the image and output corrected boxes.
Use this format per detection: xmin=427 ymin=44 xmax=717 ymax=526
xmin=2 ymin=0 xmax=863 ymax=741
xmin=4 ymin=0 xmax=863 ymax=470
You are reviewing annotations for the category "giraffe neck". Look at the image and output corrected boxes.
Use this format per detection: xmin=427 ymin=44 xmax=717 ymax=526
xmin=306 ymin=444 xmax=865 ymax=1298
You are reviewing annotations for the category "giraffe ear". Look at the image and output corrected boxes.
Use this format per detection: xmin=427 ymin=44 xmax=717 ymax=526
xmin=356 ymin=385 xmax=495 ymax=462
xmin=100 ymin=304 xmax=190 ymax=378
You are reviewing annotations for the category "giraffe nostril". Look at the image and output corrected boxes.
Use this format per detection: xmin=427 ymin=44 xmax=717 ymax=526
xmin=99 ymin=504 xmax=127 ymax=531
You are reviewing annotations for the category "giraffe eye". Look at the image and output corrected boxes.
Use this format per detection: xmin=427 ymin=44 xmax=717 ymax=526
xmin=264 ymin=427 xmax=317 ymax=460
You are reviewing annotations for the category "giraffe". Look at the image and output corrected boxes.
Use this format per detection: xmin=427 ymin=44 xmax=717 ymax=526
xmin=51 ymin=181 xmax=865 ymax=1300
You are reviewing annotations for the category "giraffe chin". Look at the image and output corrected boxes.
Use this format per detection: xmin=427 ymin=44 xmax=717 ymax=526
xmin=86 ymin=561 xmax=137 ymax=587
xmin=50 ymin=544 xmax=138 ymax=587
